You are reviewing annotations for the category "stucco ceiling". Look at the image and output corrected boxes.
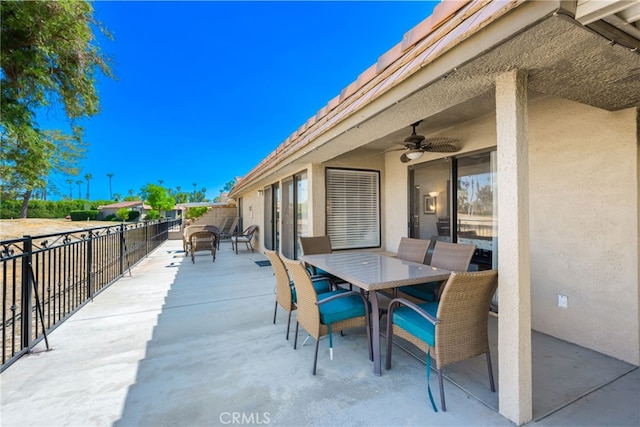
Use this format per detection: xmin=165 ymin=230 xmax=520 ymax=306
xmin=231 ymin=2 xmax=640 ymax=194
xmin=357 ymin=12 xmax=640 ymax=154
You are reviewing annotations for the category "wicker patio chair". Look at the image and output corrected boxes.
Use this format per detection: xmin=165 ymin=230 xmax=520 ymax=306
xmin=396 ymin=237 xmax=431 ymax=264
xmin=282 ymin=256 xmax=372 ymax=375
xmin=264 ymin=249 xmax=334 ymax=340
xmin=188 ymin=230 xmax=217 ymax=263
xmin=298 ymin=235 xmax=348 ymax=286
xmin=230 ymin=225 xmax=258 ymax=254
xmin=397 ymin=241 xmax=476 ymax=303
xmin=183 ymin=225 xmax=220 ymax=254
xmin=386 ymin=269 xmax=498 ymax=412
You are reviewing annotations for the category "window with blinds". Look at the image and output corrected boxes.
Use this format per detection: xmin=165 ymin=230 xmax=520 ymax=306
xmin=326 ymin=168 xmax=380 ymax=250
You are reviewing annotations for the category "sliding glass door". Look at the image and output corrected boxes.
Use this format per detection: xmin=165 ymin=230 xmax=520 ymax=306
xmin=410 ymin=150 xmax=497 ymax=270
xmin=263 ymin=184 xmax=279 ymax=251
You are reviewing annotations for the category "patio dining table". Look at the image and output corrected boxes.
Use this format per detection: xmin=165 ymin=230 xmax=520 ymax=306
xmin=300 ymin=251 xmax=452 ymax=376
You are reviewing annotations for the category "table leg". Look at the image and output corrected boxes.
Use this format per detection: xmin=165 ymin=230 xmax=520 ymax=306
xmin=369 ymin=291 xmax=382 ymax=376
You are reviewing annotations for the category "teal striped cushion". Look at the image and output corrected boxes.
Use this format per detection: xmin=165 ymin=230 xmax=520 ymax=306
xmin=392 ymin=302 xmax=439 ymax=346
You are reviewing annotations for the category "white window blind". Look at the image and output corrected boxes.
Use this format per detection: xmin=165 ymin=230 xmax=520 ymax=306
xmin=326 ymin=168 xmax=380 ymax=250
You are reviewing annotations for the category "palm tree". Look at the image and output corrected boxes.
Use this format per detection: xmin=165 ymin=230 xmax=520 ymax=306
xmin=85 ymin=173 xmax=92 ymax=200
xmin=113 ymin=192 xmax=121 ymax=201
xmin=66 ymin=179 xmax=73 ymax=199
xmin=76 ymin=180 xmax=83 ymax=199
xmin=107 ymin=173 xmax=114 ymax=200
xmin=158 ymin=179 xmax=164 ymax=186
xmin=192 ymin=182 xmax=197 ymax=201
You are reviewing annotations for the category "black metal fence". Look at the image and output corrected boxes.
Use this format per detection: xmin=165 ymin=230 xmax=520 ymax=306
xmin=1 ymin=218 xmax=181 ymax=372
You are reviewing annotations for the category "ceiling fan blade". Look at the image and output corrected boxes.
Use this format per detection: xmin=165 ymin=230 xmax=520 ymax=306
xmin=421 ymin=136 xmax=459 ymax=146
xmin=423 ymin=144 xmax=460 ymax=153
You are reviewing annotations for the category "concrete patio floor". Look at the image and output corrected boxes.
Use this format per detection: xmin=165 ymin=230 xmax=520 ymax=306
xmin=1 ymin=239 xmax=638 ymax=427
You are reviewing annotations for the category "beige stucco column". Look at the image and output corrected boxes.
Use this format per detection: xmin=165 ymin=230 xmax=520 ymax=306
xmin=495 ymin=69 xmax=533 ymax=425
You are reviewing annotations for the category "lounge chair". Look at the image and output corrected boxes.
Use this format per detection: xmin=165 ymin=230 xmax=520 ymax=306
xmin=219 ymin=216 xmax=239 ymax=240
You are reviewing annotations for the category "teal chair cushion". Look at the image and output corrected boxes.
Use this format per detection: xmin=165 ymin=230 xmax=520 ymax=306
xmin=306 ymin=266 xmax=346 ymax=285
xmin=398 ymin=282 xmax=439 ymax=302
xmin=392 ymin=302 xmax=439 ymax=346
xmin=290 ymin=277 xmax=333 ymax=304
xmin=319 ymin=292 xmax=366 ymax=325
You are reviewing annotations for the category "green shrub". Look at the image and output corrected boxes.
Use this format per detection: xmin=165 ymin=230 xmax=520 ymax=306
xmin=186 ymin=207 xmax=208 ymax=219
xmin=0 ymin=199 xmax=88 ymax=219
xmin=128 ymin=210 xmax=140 ymax=221
xmin=145 ymin=210 xmax=160 ymax=220
xmin=69 ymin=210 xmax=99 ymax=221
xmin=116 ymin=208 xmax=130 ymax=221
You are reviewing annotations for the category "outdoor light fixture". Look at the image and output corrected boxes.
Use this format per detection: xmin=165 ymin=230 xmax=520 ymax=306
xmin=405 ymin=150 xmax=424 ymax=160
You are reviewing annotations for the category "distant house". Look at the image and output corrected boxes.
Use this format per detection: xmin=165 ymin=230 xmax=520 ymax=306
xmin=97 ymin=201 xmax=152 ymax=220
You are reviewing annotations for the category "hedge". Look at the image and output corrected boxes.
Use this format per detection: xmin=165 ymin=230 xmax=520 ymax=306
xmin=69 ymin=210 xmax=99 ymax=221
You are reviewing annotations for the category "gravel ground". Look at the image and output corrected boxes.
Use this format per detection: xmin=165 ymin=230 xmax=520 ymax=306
xmin=0 ymin=219 xmax=116 ymax=241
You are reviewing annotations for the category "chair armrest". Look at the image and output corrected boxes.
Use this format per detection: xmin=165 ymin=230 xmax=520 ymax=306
xmin=387 ymin=297 xmax=439 ymax=325
xmin=316 ymin=290 xmax=365 ymax=305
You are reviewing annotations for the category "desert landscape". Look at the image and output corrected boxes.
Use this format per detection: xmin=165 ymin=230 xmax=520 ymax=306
xmin=0 ymin=219 xmax=116 ymax=241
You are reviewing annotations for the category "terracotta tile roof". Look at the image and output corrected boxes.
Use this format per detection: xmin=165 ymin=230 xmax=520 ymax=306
xmin=231 ymin=0 xmax=523 ymax=195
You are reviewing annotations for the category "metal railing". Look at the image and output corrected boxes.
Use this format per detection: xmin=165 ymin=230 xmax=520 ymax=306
xmin=1 ymin=218 xmax=181 ymax=372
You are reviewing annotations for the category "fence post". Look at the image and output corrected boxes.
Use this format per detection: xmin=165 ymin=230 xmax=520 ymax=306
xmin=87 ymin=230 xmax=94 ymax=299
xmin=119 ymin=223 xmax=125 ymax=275
xmin=21 ymin=236 xmax=33 ymax=350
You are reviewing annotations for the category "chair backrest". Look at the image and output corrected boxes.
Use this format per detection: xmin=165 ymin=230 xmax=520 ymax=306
xmin=430 ymin=241 xmax=476 ymax=272
xmin=184 ymin=225 xmax=219 ymax=239
xmin=299 ymin=236 xmax=332 ymax=255
xmin=243 ymin=225 xmax=258 ymax=238
xmin=264 ymin=250 xmax=294 ymax=312
xmin=396 ymin=237 xmax=431 ymax=264
xmin=189 ymin=230 xmax=217 ymax=248
xmin=217 ymin=217 xmax=229 ymax=231
xmin=220 ymin=216 xmax=239 ymax=237
xmin=282 ymin=256 xmax=321 ymax=337
xmin=435 ymin=270 xmax=498 ymax=367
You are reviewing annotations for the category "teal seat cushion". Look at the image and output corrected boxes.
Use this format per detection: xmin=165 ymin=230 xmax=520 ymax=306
xmin=290 ymin=277 xmax=333 ymax=304
xmin=398 ymin=281 xmax=439 ymax=302
xmin=319 ymin=292 xmax=366 ymax=325
xmin=392 ymin=302 xmax=439 ymax=346
xmin=306 ymin=266 xmax=346 ymax=284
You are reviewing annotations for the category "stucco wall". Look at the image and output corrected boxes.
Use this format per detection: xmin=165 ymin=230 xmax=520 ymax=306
xmin=528 ymin=99 xmax=639 ymax=364
xmin=383 ymin=97 xmax=639 ymax=364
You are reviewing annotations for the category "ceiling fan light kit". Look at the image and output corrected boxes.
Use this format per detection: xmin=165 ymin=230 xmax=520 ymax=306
xmin=405 ymin=150 xmax=424 ymax=160
xmin=394 ymin=121 xmax=460 ymax=162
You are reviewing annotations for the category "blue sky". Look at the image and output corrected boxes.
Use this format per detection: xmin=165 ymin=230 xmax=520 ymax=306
xmin=43 ymin=1 xmax=437 ymax=201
